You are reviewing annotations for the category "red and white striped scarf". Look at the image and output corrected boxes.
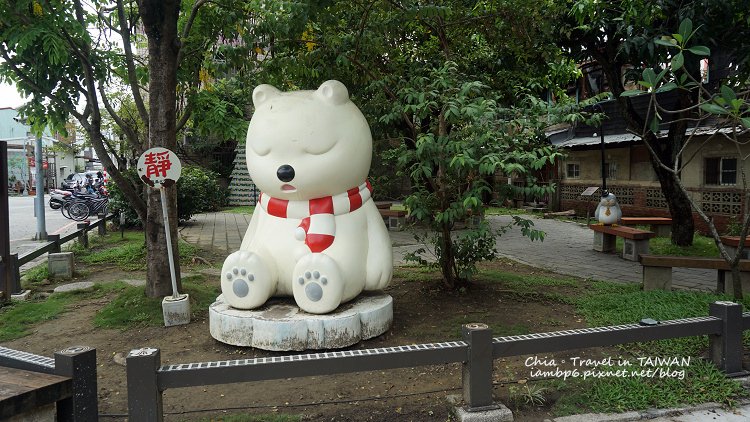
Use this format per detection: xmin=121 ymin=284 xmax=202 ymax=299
xmin=259 ymin=181 xmax=373 ymax=253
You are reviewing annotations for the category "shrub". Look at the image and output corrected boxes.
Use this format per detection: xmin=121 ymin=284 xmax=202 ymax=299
xmin=108 ymin=165 xmax=228 ymax=226
xmin=176 ymin=165 xmax=228 ymax=220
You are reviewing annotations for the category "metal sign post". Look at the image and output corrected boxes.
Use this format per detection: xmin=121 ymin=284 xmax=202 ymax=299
xmin=581 ymin=186 xmax=600 ymax=226
xmin=33 ymin=135 xmax=46 ymax=240
xmin=137 ymin=147 xmax=189 ymax=327
xmin=159 ymin=186 xmax=180 ymax=300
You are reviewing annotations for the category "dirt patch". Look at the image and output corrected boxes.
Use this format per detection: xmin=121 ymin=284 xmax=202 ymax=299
xmin=4 ymin=254 xmax=608 ymax=421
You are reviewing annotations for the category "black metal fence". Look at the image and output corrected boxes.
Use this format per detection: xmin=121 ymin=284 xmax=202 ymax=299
xmin=1 ymin=301 xmax=746 ymax=420
xmin=2 ymin=213 xmax=114 ymax=301
xmin=0 ymin=345 xmax=98 ymax=421
xmin=124 ymin=301 xmax=749 ymax=421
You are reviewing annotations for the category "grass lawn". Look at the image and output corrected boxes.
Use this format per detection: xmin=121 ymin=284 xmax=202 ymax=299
xmin=553 ymin=281 xmax=748 ymax=414
xmin=222 ymin=205 xmax=255 ymax=214
xmin=485 ymin=206 xmax=531 ymax=215
xmin=616 ymin=233 xmax=720 ymax=257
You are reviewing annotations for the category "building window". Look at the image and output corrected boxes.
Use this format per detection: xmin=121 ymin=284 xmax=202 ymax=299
xmin=605 ymin=162 xmax=618 ymax=180
xmin=705 ymin=157 xmax=737 ymax=185
xmin=566 ymin=163 xmax=580 ymax=179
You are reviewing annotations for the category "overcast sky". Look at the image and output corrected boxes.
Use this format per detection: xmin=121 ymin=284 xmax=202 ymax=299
xmin=0 ymin=81 xmax=27 ymax=109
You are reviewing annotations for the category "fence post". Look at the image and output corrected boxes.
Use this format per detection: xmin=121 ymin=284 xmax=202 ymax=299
xmin=97 ymin=213 xmax=107 ymax=235
xmin=48 ymin=234 xmax=61 ymax=254
xmin=709 ymin=301 xmax=745 ymax=376
xmin=76 ymin=223 xmax=89 ymax=248
xmin=9 ymin=253 xmax=21 ymax=294
xmin=127 ymin=347 xmax=164 ymax=422
xmin=54 ymin=346 xmax=98 ymax=422
xmin=462 ymin=323 xmax=494 ymax=410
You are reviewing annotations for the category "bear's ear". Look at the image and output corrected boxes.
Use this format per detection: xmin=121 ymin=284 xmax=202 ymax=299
xmin=315 ymin=80 xmax=349 ymax=105
xmin=253 ymin=84 xmax=281 ymax=107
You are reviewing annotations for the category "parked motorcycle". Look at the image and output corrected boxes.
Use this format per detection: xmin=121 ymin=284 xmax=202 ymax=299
xmin=56 ymin=184 xmax=109 ymax=220
xmin=49 ymin=188 xmax=74 ymax=210
xmin=51 ymin=174 xmax=108 ymax=210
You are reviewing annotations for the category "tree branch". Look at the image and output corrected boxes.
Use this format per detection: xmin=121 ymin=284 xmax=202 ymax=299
xmin=0 ymin=47 xmax=85 ymax=122
xmin=347 ymin=54 xmax=417 ymax=141
xmin=176 ymin=0 xmax=210 ymax=65
xmin=98 ymin=83 xmax=144 ymax=150
xmin=116 ymin=0 xmax=150 ymax=126
xmin=354 ymin=0 xmax=377 ymax=59
xmin=176 ymin=102 xmax=193 ymax=132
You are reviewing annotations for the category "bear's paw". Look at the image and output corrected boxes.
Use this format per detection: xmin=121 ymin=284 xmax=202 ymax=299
xmin=221 ymin=250 xmax=275 ymax=309
xmin=292 ymin=253 xmax=345 ymax=314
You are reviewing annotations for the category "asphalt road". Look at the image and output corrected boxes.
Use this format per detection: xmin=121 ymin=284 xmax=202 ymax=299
xmin=7 ymin=194 xmax=82 ymax=255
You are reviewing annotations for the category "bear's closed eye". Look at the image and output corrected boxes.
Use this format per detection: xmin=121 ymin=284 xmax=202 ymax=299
xmin=250 ymin=141 xmax=271 ymax=156
xmin=303 ymin=139 xmax=336 ymax=155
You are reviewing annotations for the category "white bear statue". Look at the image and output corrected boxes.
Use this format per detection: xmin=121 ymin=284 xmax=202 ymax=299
xmin=595 ymin=192 xmax=622 ymax=225
xmin=220 ymin=80 xmax=393 ymax=314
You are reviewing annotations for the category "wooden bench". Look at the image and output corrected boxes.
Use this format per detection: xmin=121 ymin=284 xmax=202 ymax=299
xmin=0 ymin=366 xmax=72 ymax=420
xmin=720 ymin=236 xmax=750 ymax=259
xmin=639 ymin=254 xmax=750 ymax=292
xmin=379 ymin=209 xmax=408 ymax=231
xmin=620 ymin=217 xmax=672 ymax=237
xmin=375 ymin=201 xmax=393 ymax=210
xmin=589 ymin=224 xmax=656 ymax=261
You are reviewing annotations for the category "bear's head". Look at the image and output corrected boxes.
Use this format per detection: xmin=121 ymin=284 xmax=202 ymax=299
xmin=246 ymin=80 xmax=372 ymax=201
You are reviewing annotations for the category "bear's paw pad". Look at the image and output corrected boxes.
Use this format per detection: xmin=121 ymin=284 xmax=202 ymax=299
xmin=221 ymin=251 xmax=274 ymax=310
xmin=293 ymin=254 xmax=344 ymax=314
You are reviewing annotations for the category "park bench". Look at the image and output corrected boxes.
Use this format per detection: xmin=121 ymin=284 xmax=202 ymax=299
xmin=720 ymin=236 xmax=750 ymax=259
xmin=639 ymin=254 xmax=750 ymax=292
xmin=379 ymin=209 xmax=408 ymax=231
xmin=375 ymin=201 xmax=393 ymax=210
xmin=0 ymin=366 xmax=72 ymax=420
xmin=620 ymin=217 xmax=672 ymax=237
xmin=589 ymin=224 xmax=655 ymax=261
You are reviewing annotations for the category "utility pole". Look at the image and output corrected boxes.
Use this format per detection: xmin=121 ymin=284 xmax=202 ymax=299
xmin=34 ymin=135 xmax=47 ymax=240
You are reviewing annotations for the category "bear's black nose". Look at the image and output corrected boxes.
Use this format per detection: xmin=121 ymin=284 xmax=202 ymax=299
xmin=277 ymin=164 xmax=295 ymax=182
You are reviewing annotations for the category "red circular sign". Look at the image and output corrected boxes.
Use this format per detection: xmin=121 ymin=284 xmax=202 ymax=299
xmin=136 ymin=148 xmax=182 ymax=188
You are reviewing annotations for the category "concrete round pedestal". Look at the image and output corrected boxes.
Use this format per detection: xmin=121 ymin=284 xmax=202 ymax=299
xmin=209 ymin=292 xmax=393 ymax=350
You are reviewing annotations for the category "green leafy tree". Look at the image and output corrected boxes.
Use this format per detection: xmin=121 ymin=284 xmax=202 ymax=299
xmin=560 ymin=0 xmax=750 ymax=247
xmin=621 ymin=19 xmax=750 ymax=298
xmin=386 ymin=62 xmax=561 ymax=288
xmin=0 ymin=0 xmax=253 ymax=296
xmin=235 ymin=1 xmax=580 ymax=288
xmin=246 ymin=0 xmax=575 ymax=150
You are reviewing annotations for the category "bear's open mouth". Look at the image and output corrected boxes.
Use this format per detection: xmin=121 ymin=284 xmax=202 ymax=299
xmin=281 ymin=184 xmax=297 ymax=192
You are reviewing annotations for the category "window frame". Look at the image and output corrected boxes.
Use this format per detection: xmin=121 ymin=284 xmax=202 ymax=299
xmin=566 ymin=162 xmax=580 ymax=179
xmin=704 ymin=156 xmax=738 ymax=186
xmin=604 ymin=161 xmax=618 ymax=180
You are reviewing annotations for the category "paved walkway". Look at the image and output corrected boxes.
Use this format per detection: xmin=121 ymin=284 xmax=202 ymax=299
xmin=179 ymin=212 xmax=718 ymax=292
xmin=487 ymin=216 xmax=715 ymax=292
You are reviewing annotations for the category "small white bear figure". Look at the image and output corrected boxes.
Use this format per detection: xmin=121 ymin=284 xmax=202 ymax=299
xmin=595 ymin=192 xmax=622 ymax=225
xmin=220 ymin=80 xmax=393 ymax=314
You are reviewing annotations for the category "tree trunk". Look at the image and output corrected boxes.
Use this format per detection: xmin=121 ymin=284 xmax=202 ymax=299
xmin=139 ymin=0 xmax=182 ymax=297
xmin=596 ymin=45 xmax=696 ymax=246
xmin=641 ymin=84 xmax=696 ymax=246
xmin=650 ymin=161 xmax=695 ymax=246
xmin=615 ymin=97 xmax=696 ymax=246
xmin=439 ymin=222 xmax=455 ymax=289
xmin=729 ymin=266 xmax=743 ymax=300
